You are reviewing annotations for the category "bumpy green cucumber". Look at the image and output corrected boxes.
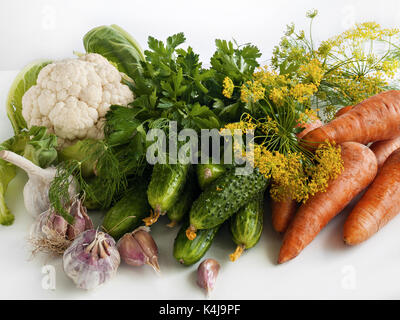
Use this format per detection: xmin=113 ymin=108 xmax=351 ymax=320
xmin=147 ymin=163 xmax=190 ymax=214
xmin=229 ymin=192 xmax=264 ymax=261
xmin=102 ymin=182 xmax=150 ymax=240
xmin=167 ymin=171 xmax=199 ymax=226
xmin=196 ymin=163 xmax=226 ymax=190
xmin=173 ymin=222 xmax=219 ymax=266
xmin=187 ymin=168 xmax=268 ymax=238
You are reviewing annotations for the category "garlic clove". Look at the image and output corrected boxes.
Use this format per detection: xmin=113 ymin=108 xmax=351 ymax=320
xmin=50 ymin=213 xmax=69 ymax=236
xmin=117 ymin=226 xmax=160 ymax=273
xmin=117 ymin=233 xmax=146 ymax=266
xmin=66 ymin=198 xmax=93 ymax=240
xmin=197 ymin=258 xmax=220 ymax=296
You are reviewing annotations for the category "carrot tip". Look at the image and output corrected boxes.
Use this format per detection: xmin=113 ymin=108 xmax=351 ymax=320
xmin=278 ymin=248 xmax=299 ymax=264
xmin=343 ymin=236 xmax=359 ymax=246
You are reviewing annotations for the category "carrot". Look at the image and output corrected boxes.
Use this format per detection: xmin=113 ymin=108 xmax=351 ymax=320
xmin=343 ymin=148 xmax=400 ymax=245
xmin=369 ymin=136 xmax=400 ymax=169
xmin=335 ymin=105 xmax=353 ymax=118
xmin=271 ymin=196 xmax=298 ymax=233
xmin=333 ymin=103 xmax=400 ymax=167
xmin=296 ymin=118 xmax=323 ymax=140
xmin=270 ymin=118 xmax=323 ymax=233
xmin=278 ymin=142 xmax=377 ymax=264
xmin=302 ymin=91 xmax=400 ymax=149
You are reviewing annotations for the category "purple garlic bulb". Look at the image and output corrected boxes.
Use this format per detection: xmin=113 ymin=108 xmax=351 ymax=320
xmin=31 ymin=198 xmax=93 ymax=255
xmin=63 ymin=230 xmax=120 ymax=290
xmin=117 ymin=226 xmax=160 ymax=273
xmin=197 ymin=259 xmax=220 ymax=295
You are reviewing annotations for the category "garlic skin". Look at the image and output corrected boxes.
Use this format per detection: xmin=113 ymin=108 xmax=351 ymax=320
xmin=33 ymin=209 xmax=68 ymax=239
xmin=63 ymin=230 xmax=120 ymax=290
xmin=117 ymin=226 xmax=160 ymax=273
xmin=30 ymin=209 xmax=71 ymax=255
xmin=0 ymin=150 xmax=77 ymax=217
xmin=197 ymin=259 xmax=220 ymax=295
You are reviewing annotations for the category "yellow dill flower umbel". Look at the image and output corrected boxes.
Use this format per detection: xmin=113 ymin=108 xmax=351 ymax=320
xmin=299 ymin=59 xmax=324 ymax=86
xmin=222 ymin=77 xmax=234 ymax=99
xmin=221 ymin=114 xmax=257 ymax=135
xmin=289 ymin=83 xmax=318 ymax=104
xmin=242 ymin=140 xmax=344 ymax=203
xmin=305 ymin=142 xmax=344 ymax=199
xmin=240 ymin=80 xmax=265 ymax=103
xmin=269 ymin=87 xmax=288 ymax=106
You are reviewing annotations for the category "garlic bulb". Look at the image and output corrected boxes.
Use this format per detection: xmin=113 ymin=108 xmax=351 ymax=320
xmin=0 ymin=150 xmax=76 ymax=217
xmin=197 ymin=258 xmax=220 ymax=295
xmin=31 ymin=198 xmax=93 ymax=255
xmin=117 ymin=226 xmax=160 ymax=273
xmin=63 ymin=230 xmax=120 ymax=290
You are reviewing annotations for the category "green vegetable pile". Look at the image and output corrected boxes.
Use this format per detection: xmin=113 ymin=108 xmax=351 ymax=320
xmin=1 ymin=10 xmax=400 ymax=271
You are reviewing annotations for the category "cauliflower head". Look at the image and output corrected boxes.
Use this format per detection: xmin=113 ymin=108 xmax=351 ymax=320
xmin=22 ymin=53 xmax=133 ymax=147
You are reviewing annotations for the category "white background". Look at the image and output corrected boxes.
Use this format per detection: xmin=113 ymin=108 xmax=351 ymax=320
xmin=1 ymin=0 xmax=400 ymax=300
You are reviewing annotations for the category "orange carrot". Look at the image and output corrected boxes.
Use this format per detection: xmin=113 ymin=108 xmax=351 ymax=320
xmin=333 ymin=103 xmax=400 ymax=167
xmin=296 ymin=118 xmax=323 ymax=140
xmin=302 ymin=91 xmax=400 ymax=149
xmin=278 ymin=142 xmax=377 ymax=264
xmin=343 ymin=148 xmax=400 ymax=245
xmin=369 ymin=136 xmax=400 ymax=169
xmin=335 ymin=105 xmax=353 ymax=118
xmin=271 ymin=197 xmax=298 ymax=233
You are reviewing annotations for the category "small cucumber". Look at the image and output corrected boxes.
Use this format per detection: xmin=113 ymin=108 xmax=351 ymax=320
xmin=186 ymin=168 xmax=268 ymax=239
xmin=82 ymin=176 xmax=106 ymax=210
xmin=147 ymin=163 xmax=190 ymax=215
xmin=173 ymin=222 xmax=219 ymax=266
xmin=102 ymin=181 xmax=150 ymax=240
xmin=167 ymin=171 xmax=199 ymax=227
xmin=229 ymin=192 xmax=264 ymax=261
xmin=196 ymin=163 xmax=226 ymax=190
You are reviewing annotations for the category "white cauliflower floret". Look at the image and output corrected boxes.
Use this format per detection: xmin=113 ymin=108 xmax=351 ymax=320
xmin=22 ymin=53 xmax=133 ymax=147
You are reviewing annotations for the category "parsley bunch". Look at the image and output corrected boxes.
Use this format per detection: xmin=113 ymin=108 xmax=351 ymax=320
xmin=130 ymin=33 xmax=219 ymax=130
xmin=203 ymin=39 xmax=262 ymax=122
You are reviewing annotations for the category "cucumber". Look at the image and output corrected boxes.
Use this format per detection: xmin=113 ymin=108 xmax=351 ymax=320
xmin=229 ymin=192 xmax=264 ymax=261
xmin=167 ymin=170 xmax=199 ymax=226
xmin=187 ymin=168 xmax=268 ymax=236
xmin=102 ymin=181 xmax=150 ymax=240
xmin=196 ymin=163 xmax=226 ymax=190
xmin=82 ymin=176 xmax=106 ymax=210
xmin=173 ymin=222 xmax=219 ymax=266
xmin=147 ymin=163 xmax=190 ymax=214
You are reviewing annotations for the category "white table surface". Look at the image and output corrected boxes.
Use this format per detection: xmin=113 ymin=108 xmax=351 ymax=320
xmin=1 ymin=0 xmax=400 ymax=300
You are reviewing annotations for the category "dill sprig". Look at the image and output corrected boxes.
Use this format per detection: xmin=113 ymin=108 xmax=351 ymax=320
xmin=48 ymin=160 xmax=85 ymax=224
xmin=89 ymin=141 xmax=128 ymax=207
xmin=49 ymin=140 xmax=128 ymax=220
